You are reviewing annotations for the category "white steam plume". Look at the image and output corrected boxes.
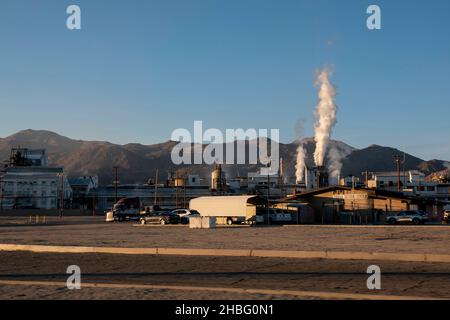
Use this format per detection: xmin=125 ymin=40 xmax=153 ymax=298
xmin=313 ymin=68 xmax=337 ymax=167
xmin=294 ymin=119 xmax=307 ymax=183
xmin=327 ymin=145 xmax=343 ymax=183
xmin=327 ymin=142 xmax=354 ymax=184
xmin=295 ymin=142 xmax=306 ymax=183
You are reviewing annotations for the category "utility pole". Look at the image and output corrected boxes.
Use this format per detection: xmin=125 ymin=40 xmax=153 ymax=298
xmin=183 ymin=175 xmax=187 ymax=208
xmin=154 ymin=169 xmax=159 ymax=205
xmin=59 ymin=173 xmax=64 ymax=218
xmin=0 ymin=173 xmax=3 ymax=212
xmin=175 ymin=171 xmax=179 ymax=208
xmin=402 ymin=152 xmax=406 ymax=187
xmin=92 ymin=195 xmax=96 ymax=216
xmin=113 ymin=166 xmax=119 ymax=204
xmin=394 ymin=155 xmax=402 ymax=192
xmin=267 ymin=161 xmax=271 ymax=225
xmin=147 ymin=177 xmax=151 ymax=206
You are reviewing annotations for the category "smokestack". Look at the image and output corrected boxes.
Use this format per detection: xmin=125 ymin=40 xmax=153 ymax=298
xmin=304 ymin=165 xmax=309 ymax=188
xmin=313 ymin=67 xmax=338 ymax=167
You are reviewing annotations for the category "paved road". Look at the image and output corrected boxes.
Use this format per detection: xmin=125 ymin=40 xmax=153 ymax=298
xmin=0 ymin=251 xmax=449 ymax=299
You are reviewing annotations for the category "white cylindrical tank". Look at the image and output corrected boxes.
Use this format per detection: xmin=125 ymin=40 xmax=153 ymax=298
xmin=211 ymin=165 xmax=225 ymax=190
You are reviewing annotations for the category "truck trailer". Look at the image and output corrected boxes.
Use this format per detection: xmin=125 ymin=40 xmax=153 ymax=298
xmin=189 ymin=195 xmax=266 ymax=225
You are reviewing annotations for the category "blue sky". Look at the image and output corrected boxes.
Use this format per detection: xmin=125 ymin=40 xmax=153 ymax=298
xmin=1 ymin=0 xmax=449 ymax=160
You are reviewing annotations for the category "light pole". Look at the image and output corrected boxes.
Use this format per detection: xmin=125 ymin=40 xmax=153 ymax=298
xmin=394 ymin=155 xmax=403 ymax=192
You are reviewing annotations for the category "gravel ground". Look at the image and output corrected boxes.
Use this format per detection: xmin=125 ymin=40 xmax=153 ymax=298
xmin=0 ymin=284 xmax=300 ymax=300
xmin=0 ymin=251 xmax=449 ymax=300
xmin=1 ymin=217 xmax=449 ymax=300
xmin=0 ymin=217 xmax=449 ymax=254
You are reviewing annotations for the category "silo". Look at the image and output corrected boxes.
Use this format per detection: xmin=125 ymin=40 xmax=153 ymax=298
xmin=174 ymin=177 xmax=184 ymax=187
xmin=211 ymin=165 xmax=226 ymax=191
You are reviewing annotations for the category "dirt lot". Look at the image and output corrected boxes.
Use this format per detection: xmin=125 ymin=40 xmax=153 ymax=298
xmin=1 ymin=251 xmax=450 ymax=299
xmin=0 ymin=216 xmax=449 ymax=254
xmin=1 ymin=217 xmax=450 ymax=299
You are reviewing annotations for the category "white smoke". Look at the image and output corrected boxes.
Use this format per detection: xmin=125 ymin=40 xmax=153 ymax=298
xmin=295 ymin=142 xmax=306 ymax=183
xmin=313 ymin=67 xmax=337 ymax=167
xmin=327 ymin=145 xmax=343 ymax=182
xmin=327 ymin=142 xmax=354 ymax=184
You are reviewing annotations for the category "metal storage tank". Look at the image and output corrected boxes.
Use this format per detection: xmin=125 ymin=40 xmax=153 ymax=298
xmin=211 ymin=165 xmax=226 ymax=191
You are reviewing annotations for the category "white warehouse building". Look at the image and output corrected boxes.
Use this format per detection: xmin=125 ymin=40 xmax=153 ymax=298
xmin=0 ymin=149 xmax=72 ymax=210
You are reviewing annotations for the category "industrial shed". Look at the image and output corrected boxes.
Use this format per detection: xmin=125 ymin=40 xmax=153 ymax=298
xmin=282 ymin=186 xmax=445 ymax=224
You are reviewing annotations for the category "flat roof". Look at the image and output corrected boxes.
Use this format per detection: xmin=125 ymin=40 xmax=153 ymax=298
xmin=5 ymin=167 xmax=63 ymax=173
xmin=280 ymin=186 xmax=446 ymax=204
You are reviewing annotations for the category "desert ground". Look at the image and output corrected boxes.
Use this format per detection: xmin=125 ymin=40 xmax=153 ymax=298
xmin=0 ymin=216 xmax=449 ymax=300
xmin=0 ymin=216 xmax=449 ymax=254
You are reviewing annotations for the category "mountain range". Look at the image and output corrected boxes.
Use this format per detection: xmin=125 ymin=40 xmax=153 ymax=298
xmin=1 ymin=130 xmax=449 ymax=185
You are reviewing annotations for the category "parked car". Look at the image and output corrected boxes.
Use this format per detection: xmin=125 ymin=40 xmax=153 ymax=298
xmin=386 ymin=210 xmax=429 ymax=225
xmin=171 ymin=209 xmax=201 ymax=218
xmin=171 ymin=209 xmax=201 ymax=224
xmin=180 ymin=213 xmax=201 ymax=224
xmin=139 ymin=211 xmax=180 ymax=225
xmin=442 ymin=210 xmax=450 ymax=224
xmin=141 ymin=205 xmax=165 ymax=215
xmin=257 ymin=209 xmax=292 ymax=224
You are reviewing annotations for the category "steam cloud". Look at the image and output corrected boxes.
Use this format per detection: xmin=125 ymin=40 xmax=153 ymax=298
xmin=327 ymin=145 xmax=343 ymax=181
xmin=295 ymin=143 xmax=306 ymax=183
xmin=313 ymin=68 xmax=337 ymax=167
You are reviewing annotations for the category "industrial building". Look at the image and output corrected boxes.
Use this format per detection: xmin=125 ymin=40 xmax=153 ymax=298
xmin=340 ymin=171 xmax=450 ymax=203
xmin=68 ymin=176 xmax=99 ymax=209
xmin=296 ymin=166 xmax=330 ymax=191
xmin=0 ymin=148 xmax=72 ymax=210
xmin=92 ymin=183 xmax=213 ymax=211
xmin=367 ymin=170 xmax=426 ymax=190
xmin=282 ymin=186 xmax=446 ymax=224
